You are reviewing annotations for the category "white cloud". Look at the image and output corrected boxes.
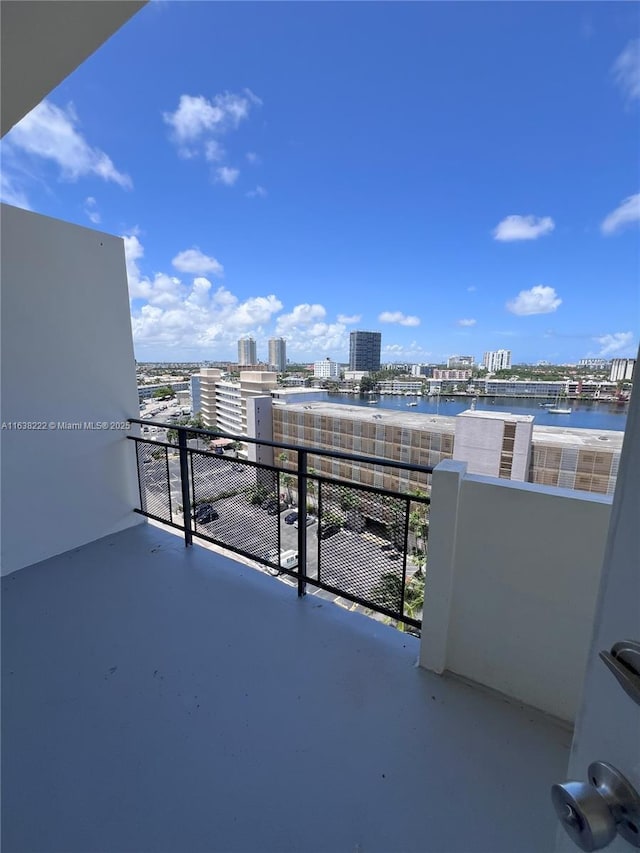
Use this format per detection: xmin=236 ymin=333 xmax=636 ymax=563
xmin=123 ymin=233 xmax=148 ymax=298
xmin=7 ymin=100 xmax=131 ymax=189
xmin=595 ymin=332 xmax=636 ymax=357
xmin=215 ymin=166 xmax=239 ymax=186
xmin=493 ymin=215 xmax=555 ymax=242
xmin=457 ymin=318 xmax=476 ymax=327
xmin=276 ymin=304 xmax=327 ymax=333
xmin=246 ymin=185 xmax=267 ymax=198
xmin=612 ymin=39 xmax=640 ymax=103
xmin=383 ymin=342 xmax=432 ymax=359
xmin=205 ymin=140 xmax=225 ymax=162
xmin=163 ymin=91 xmax=257 ymax=143
xmin=601 ymin=193 xmax=640 ymax=235
xmin=0 ymin=173 xmax=31 ymax=209
xmin=163 ymin=91 xmax=262 ymax=192
xmin=231 ymin=295 xmax=283 ymax=328
xmin=246 ymin=152 xmax=261 ymax=165
xmin=506 ymin=285 xmax=562 ymax=316
xmin=337 ymin=313 xmax=362 ymax=324
xmin=467 ymin=285 xmax=477 ymax=292
xmin=172 ymin=248 xmax=224 ymax=277
xmin=132 ymin=282 xmax=281 ymax=348
xmin=274 ymin=304 xmax=350 ymax=354
xmin=84 ymin=196 xmax=100 ymax=224
xmin=378 ymin=311 xmax=421 ymax=327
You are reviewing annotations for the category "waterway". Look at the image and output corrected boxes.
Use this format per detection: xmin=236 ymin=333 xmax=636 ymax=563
xmin=325 ymin=394 xmax=628 ymax=432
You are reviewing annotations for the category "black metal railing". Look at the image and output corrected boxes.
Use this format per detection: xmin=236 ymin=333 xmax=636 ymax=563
xmin=128 ymin=419 xmax=431 ymax=631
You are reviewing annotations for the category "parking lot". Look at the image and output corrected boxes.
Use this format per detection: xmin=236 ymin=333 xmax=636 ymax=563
xmin=137 ymin=445 xmax=416 ymax=618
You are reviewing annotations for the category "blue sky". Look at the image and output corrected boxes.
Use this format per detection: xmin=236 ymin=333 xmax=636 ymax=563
xmin=2 ymin=1 xmax=639 ymax=365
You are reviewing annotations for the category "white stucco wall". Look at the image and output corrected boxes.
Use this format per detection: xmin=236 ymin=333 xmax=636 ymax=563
xmin=1 ymin=204 xmax=143 ymax=574
xmin=245 ymin=396 xmax=274 ymax=468
xmin=420 ymin=464 xmax=611 ymax=722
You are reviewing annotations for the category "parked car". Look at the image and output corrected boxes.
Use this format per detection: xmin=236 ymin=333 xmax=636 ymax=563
xmin=294 ymin=515 xmax=316 ymax=529
xmin=267 ymin=502 xmax=285 ymax=516
xmin=316 ymin=523 xmax=340 ymax=540
xmin=284 ymin=511 xmax=298 ymax=525
xmin=194 ymin=504 xmax=219 ymax=524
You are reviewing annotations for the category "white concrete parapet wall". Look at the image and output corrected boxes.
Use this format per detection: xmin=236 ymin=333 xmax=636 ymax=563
xmin=420 ymin=460 xmax=612 ymax=722
xmin=1 ymin=204 xmax=143 ymax=574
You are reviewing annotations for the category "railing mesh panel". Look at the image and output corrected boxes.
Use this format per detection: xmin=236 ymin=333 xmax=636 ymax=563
xmin=189 ymin=451 xmax=283 ymax=566
xmin=315 ymin=480 xmax=408 ymax=615
xmin=136 ymin=441 xmax=173 ymax=523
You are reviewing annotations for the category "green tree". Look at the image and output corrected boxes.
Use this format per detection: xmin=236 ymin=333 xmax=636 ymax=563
xmin=403 ymin=571 xmax=425 ymax=628
xmin=246 ymin=483 xmax=269 ymax=505
xmin=408 ymin=490 xmax=430 ymax=558
xmin=359 ymin=376 xmax=375 ymax=394
xmin=339 ymin=487 xmax=361 ymax=511
xmin=307 ymin=467 xmax=318 ymax=511
xmin=152 ymin=385 xmax=175 ymax=399
xmin=322 ymin=509 xmax=344 ymax=529
xmin=370 ymin=572 xmax=402 ymax=612
xmin=282 ymin=473 xmax=295 ymax=505
xmin=370 ymin=570 xmax=425 ymax=632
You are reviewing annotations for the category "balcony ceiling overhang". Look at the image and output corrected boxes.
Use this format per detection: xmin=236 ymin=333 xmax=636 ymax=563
xmin=1 ymin=0 xmax=147 ymax=137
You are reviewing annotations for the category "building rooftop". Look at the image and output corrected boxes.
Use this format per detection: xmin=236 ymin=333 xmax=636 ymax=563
xmin=274 ymin=402 xmax=458 ymax=432
xmin=531 ymin=424 xmax=624 ymax=450
xmin=274 ymin=402 xmax=625 ymax=452
xmin=458 ymin=409 xmax=535 ymax=424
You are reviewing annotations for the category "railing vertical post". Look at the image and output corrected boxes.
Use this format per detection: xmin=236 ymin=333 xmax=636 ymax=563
xmin=178 ymin=428 xmax=193 ymax=547
xmin=297 ymin=450 xmax=308 ymax=597
xmin=399 ymin=496 xmax=411 ymax=624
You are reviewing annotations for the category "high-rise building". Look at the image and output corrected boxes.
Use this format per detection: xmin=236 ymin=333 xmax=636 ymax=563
xmin=190 ymin=374 xmax=202 ymax=415
xmin=609 ymin=358 xmax=635 ymax=383
xmin=447 ymin=355 xmax=475 ymax=369
xmin=483 ymin=350 xmax=512 ymax=372
xmin=349 ymin=331 xmax=381 ymax=372
xmin=268 ymin=337 xmax=287 ymax=373
xmin=238 ymin=337 xmax=257 ymax=367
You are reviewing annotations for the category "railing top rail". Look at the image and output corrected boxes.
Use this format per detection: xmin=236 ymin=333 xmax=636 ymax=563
xmin=128 ymin=418 xmax=434 ymax=476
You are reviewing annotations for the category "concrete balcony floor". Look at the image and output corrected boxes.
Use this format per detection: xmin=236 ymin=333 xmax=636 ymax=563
xmin=2 ymin=522 xmax=570 ymax=853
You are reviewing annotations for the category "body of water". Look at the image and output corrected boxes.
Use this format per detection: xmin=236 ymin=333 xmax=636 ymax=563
xmin=326 ymin=394 xmax=628 ymax=432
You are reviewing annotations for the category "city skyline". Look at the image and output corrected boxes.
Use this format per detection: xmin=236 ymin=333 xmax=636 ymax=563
xmin=1 ymin=3 xmax=638 ymax=364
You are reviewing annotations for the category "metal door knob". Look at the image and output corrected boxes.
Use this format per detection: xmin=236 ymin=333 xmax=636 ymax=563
xmin=551 ymin=761 xmax=640 ymax=851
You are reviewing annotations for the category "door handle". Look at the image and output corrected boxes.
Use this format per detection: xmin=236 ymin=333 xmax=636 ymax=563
xmin=599 ymin=640 xmax=640 ymax=707
xmin=551 ymin=762 xmax=640 ymax=850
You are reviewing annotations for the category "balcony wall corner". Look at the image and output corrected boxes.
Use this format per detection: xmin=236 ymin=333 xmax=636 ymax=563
xmin=418 ymin=459 xmax=467 ymax=672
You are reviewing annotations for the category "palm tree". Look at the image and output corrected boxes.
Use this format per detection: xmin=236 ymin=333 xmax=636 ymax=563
xmin=404 ymin=572 xmax=425 ymax=624
xmin=408 ymin=490 xmax=429 ymax=558
xmin=307 ymin=466 xmax=318 ymax=512
xmin=282 ymin=472 xmax=295 ymax=506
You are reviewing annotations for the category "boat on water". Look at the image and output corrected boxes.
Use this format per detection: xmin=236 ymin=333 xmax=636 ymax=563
xmin=407 ymin=401 xmax=417 ymax=407
xmin=540 ymin=402 xmax=556 ymax=408
xmin=368 ymin=400 xmax=378 ymax=405
xmin=546 ymin=395 xmax=572 ymax=414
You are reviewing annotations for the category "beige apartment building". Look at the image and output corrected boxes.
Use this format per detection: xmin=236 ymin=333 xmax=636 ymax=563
xmin=272 ymin=402 xmax=623 ymax=497
xmin=273 ymin=403 xmax=455 ymax=493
